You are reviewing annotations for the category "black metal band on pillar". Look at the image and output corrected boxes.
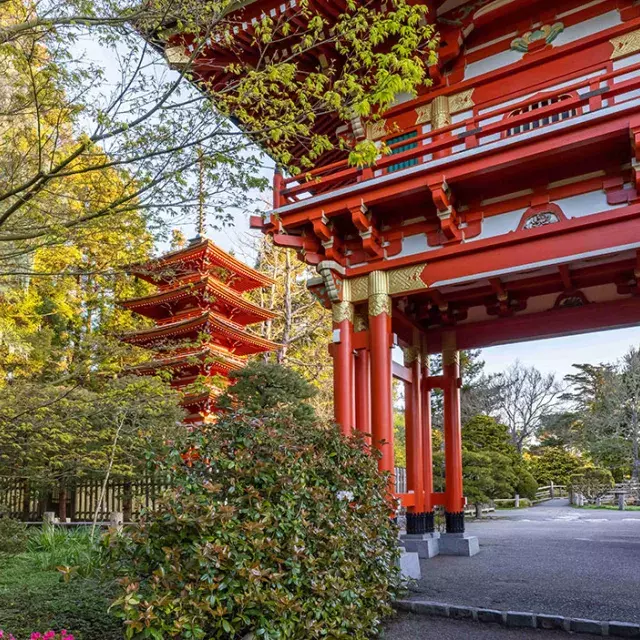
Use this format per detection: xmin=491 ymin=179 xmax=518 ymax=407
xmin=406 ymin=511 xmax=436 ymax=534
xmin=445 ymin=510 xmax=465 ymax=534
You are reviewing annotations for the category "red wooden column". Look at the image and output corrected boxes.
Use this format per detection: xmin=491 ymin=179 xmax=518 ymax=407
xmin=332 ymin=294 xmax=354 ymax=436
xmin=404 ymin=333 xmax=426 ymax=534
xmin=368 ymin=271 xmax=395 ymax=481
xmin=442 ymin=331 xmax=465 ymax=533
xmin=421 ymin=339 xmax=436 ymax=533
xmin=354 ymin=313 xmax=371 ymax=436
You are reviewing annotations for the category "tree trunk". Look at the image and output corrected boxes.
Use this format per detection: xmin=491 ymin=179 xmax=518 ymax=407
xmin=277 ymin=250 xmax=292 ymax=364
xmin=474 ymin=503 xmax=483 ymax=518
xmin=632 ymin=406 xmax=639 ymax=481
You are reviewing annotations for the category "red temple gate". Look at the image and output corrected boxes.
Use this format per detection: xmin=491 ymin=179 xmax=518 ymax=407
xmin=152 ymin=0 xmax=640 ymax=542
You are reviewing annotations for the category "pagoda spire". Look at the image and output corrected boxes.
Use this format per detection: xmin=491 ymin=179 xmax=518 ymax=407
xmin=120 ymin=237 xmax=277 ymax=424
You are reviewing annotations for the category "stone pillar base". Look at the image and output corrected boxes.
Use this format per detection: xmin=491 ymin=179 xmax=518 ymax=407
xmin=400 ymin=532 xmax=440 ymax=559
xmin=397 ymin=546 xmax=421 ymax=580
xmin=439 ymin=533 xmax=480 ymax=557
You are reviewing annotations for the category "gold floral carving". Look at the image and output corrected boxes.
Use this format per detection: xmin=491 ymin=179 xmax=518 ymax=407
xmin=366 ymin=120 xmax=388 ymax=141
xmin=332 ymin=301 xmax=355 ymax=324
xmin=354 ymin=313 xmax=369 ymax=332
xmin=388 ymin=264 xmax=429 ymax=296
xmin=448 ymin=88 xmax=475 ymax=114
xmin=610 ymin=28 xmax=640 ymax=60
xmin=415 ymin=104 xmax=432 ymax=125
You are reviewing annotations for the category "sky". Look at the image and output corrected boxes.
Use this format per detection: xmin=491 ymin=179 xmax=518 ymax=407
xmin=74 ymin=34 xmax=640 ymax=383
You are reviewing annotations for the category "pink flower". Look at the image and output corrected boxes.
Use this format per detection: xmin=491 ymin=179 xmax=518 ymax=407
xmin=30 ymin=634 xmax=42 ymax=640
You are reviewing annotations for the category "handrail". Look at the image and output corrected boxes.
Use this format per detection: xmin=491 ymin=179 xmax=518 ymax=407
xmin=276 ymin=60 xmax=640 ymax=206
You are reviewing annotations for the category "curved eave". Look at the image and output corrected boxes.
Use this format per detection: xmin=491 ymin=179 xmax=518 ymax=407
xmin=121 ymin=311 xmax=279 ymax=355
xmin=120 ymin=276 xmax=277 ymax=325
xmin=131 ymin=346 xmax=245 ymax=375
xmin=127 ymin=239 xmax=275 ymax=292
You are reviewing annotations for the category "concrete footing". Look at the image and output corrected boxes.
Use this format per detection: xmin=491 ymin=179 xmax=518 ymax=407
xmin=438 ymin=533 xmax=480 ymax=556
xmin=397 ymin=547 xmax=421 ymax=580
xmin=400 ymin=532 xmax=441 ymax=559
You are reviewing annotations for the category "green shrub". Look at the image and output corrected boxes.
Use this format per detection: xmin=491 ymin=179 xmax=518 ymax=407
xmin=104 ymin=363 xmax=400 ymax=639
xmin=0 ymin=554 xmax=122 ymax=640
xmin=27 ymin=523 xmax=101 ymax=578
xmin=569 ymin=466 xmax=614 ymax=502
xmin=0 ymin=517 xmax=29 ymax=555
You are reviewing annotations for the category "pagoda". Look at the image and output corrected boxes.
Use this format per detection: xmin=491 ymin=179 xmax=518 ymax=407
xmin=120 ymin=237 xmax=278 ymax=423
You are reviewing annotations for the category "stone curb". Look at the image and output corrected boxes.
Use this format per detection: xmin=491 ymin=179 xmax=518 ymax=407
xmin=394 ymin=599 xmax=640 ymax=638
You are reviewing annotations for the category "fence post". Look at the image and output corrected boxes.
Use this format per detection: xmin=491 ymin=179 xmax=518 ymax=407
xmin=550 ymin=481 xmax=555 ymax=499
xmin=618 ymin=492 xmax=626 ymax=511
xmin=110 ymin=511 xmax=124 ymax=532
xmin=514 ymin=493 xmax=520 ymax=508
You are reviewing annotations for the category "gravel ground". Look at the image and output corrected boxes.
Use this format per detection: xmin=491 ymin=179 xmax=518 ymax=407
xmin=382 ymin=612 xmax=573 ymax=639
xmin=406 ymin=499 xmax=640 ymax=623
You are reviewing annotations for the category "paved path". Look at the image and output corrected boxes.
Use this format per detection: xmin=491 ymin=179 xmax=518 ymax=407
xmin=407 ymin=499 xmax=640 ymax=623
xmin=383 ymin=612 xmax=572 ymax=639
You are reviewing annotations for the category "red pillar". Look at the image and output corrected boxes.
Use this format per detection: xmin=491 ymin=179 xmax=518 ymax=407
xmin=332 ymin=300 xmax=354 ymax=436
xmin=368 ymin=272 xmax=394 ymax=483
xmin=354 ymin=346 xmax=371 ymax=436
xmin=421 ymin=342 xmax=435 ymax=533
xmin=442 ymin=331 xmax=465 ymax=533
xmin=405 ymin=337 xmax=426 ymax=534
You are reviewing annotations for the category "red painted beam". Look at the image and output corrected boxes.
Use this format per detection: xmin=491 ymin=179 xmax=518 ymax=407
xmin=423 ymin=296 xmax=640 ymax=354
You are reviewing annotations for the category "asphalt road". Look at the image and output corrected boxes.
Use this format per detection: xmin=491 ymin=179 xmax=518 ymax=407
xmin=407 ymin=499 xmax=640 ymax=624
xmin=383 ymin=613 xmax=573 ymax=639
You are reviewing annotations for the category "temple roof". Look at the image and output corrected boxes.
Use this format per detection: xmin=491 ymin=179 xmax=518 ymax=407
xmin=120 ymin=274 xmax=277 ymax=325
xmin=130 ymin=343 xmax=245 ymax=378
xmin=129 ymin=238 xmax=275 ymax=293
xmin=121 ymin=310 xmax=278 ymax=356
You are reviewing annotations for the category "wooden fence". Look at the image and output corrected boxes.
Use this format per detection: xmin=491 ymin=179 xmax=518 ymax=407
xmin=0 ymin=476 xmax=169 ymax=522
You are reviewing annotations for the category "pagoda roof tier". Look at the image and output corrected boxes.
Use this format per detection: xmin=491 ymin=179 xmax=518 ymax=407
xmin=181 ymin=389 xmax=224 ymax=424
xmin=130 ymin=238 xmax=274 ymax=293
xmin=121 ymin=311 xmax=278 ymax=356
xmin=131 ymin=344 xmax=245 ymax=379
xmin=120 ymin=275 xmax=277 ymax=326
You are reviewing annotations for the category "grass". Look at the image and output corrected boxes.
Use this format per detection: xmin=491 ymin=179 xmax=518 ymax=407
xmin=0 ymin=525 xmax=123 ymax=640
xmin=574 ymin=503 xmax=640 ymax=511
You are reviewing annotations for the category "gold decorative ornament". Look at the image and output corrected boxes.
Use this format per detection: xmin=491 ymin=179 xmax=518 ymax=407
xmin=165 ymin=46 xmax=190 ymax=69
xmin=448 ymin=88 xmax=475 ymax=114
xmin=414 ymin=89 xmax=474 ymax=127
xmin=431 ymin=95 xmax=451 ymax=130
xmin=403 ymin=346 xmax=420 ymax=366
xmin=415 ymin=104 xmax=431 ymax=125
xmin=389 ymin=263 xmax=429 ymax=295
xmin=366 ymin=120 xmax=388 ymax=141
xmin=350 ymin=276 xmax=369 ymax=303
xmin=610 ymin=28 xmax=640 ymax=60
xmin=354 ymin=313 xmax=369 ymax=332
xmin=332 ymin=300 xmax=355 ymax=324
xmin=368 ymin=271 xmax=390 ymax=317
xmin=442 ymin=331 xmax=459 ymax=366
xmin=369 ymin=294 xmax=391 ymax=317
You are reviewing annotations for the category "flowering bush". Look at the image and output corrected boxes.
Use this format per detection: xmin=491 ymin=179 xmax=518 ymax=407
xmin=104 ymin=363 xmax=400 ymax=639
xmin=0 ymin=632 xmax=74 ymax=640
